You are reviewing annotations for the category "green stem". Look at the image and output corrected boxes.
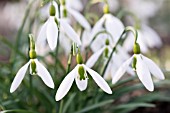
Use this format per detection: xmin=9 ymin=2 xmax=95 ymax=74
xmin=59 ymin=100 xmax=64 ymax=113
xmin=101 ymin=26 xmax=138 ymax=77
xmin=54 ymin=1 xmax=61 ymax=76
xmin=66 ymin=46 xmax=73 ymax=74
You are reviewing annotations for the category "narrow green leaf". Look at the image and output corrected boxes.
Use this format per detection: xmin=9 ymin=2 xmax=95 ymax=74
xmin=63 ymin=93 xmax=76 ymax=113
xmin=74 ymin=99 xmax=114 ymax=113
xmin=0 ymin=109 xmax=38 ymax=113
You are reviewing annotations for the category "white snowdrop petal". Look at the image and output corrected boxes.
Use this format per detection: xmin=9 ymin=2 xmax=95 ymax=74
xmin=35 ymin=59 xmax=54 ymax=89
xmin=83 ymin=65 xmax=112 ymax=94
xmin=75 ymin=77 xmax=88 ymax=91
xmin=105 ymin=14 xmax=124 ymax=42
xmin=55 ymin=66 xmax=77 ymax=101
xmin=136 ymin=55 xmax=154 ymax=91
xmin=142 ymin=24 xmax=162 ymax=48
xmin=104 ymin=62 xmax=112 ymax=80
xmin=117 ymin=45 xmax=130 ymax=60
xmin=82 ymin=30 xmax=91 ymax=48
xmin=10 ymin=61 xmax=30 ymax=93
xmin=68 ymin=8 xmax=91 ymax=30
xmin=52 ymin=1 xmax=59 ymax=18
xmin=46 ymin=17 xmax=58 ymax=50
xmin=112 ymin=56 xmax=133 ymax=84
xmin=142 ymin=55 xmax=165 ymax=80
xmin=86 ymin=47 xmax=105 ymax=68
xmin=37 ymin=20 xmax=48 ymax=45
xmin=66 ymin=0 xmax=83 ymax=11
xmin=90 ymin=16 xmax=105 ymax=42
xmin=60 ymin=19 xmax=81 ymax=45
xmin=137 ymin=31 xmax=149 ymax=53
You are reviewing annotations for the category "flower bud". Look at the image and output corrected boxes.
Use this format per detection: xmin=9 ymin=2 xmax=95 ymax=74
xmin=31 ymin=60 xmax=36 ymax=75
xmin=105 ymin=39 xmax=110 ymax=45
xmin=104 ymin=47 xmax=109 ymax=58
xmin=133 ymin=43 xmax=140 ymax=54
xmin=103 ymin=4 xmax=109 ymax=14
xmin=76 ymin=53 xmax=83 ymax=64
xmin=49 ymin=5 xmax=56 ymax=16
xmin=132 ymin=56 xmax=137 ymax=70
xmin=78 ymin=66 xmax=86 ymax=80
xmin=29 ymin=50 xmax=37 ymax=59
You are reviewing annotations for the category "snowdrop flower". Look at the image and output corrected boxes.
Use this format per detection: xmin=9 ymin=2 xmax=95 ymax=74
xmin=89 ymin=4 xmax=124 ymax=48
xmin=37 ymin=3 xmax=81 ymax=51
xmin=123 ymin=24 xmax=162 ymax=53
xmin=10 ymin=35 xmax=54 ymax=93
xmin=112 ymin=42 xmax=165 ymax=91
xmin=86 ymin=39 xmax=133 ymax=80
xmin=55 ymin=52 xmax=112 ymax=101
xmin=60 ymin=1 xmax=91 ymax=30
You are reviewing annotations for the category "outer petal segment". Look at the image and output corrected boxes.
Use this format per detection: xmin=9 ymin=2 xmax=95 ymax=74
xmin=112 ymin=56 xmax=133 ymax=84
xmin=55 ymin=66 xmax=77 ymax=101
xmin=136 ymin=55 xmax=154 ymax=91
xmin=46 ymin=17 xmax=58 ymax=50
xmin=35 ymin=59 xmax=54 ymax=89
xmin=83 ymin=65 xmax=112 ymax=94
xmin=142 ymin=55 xmax=165 ymax=80
xmin=10 ymin=61 xmax=30 ymax=93
xmin=60 ymin=19 xmax=81 ymax=45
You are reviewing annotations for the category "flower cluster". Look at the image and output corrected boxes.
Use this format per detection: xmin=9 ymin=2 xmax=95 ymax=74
xmin=10 ymin=0 xmax=165 ymax=103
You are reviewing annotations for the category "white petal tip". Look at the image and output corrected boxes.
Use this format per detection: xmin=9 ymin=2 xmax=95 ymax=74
xmin=147 ymin=87 xmax=154 ymax=92
xmin=55 ymin=95 xmax=61 ymax=101
xmin=10 ymin=89 xmax=14 ymax=93
xmin=51 ymin=47 xmax=56 ymax=51
xmin=106 ymin=90 xmax=112 ymax=94
xmin=145 ymin=84 xmax=154 ymax=92
xmin=160 ymin=75 xmax=165 ymax=80
xmin=49 ymin=84 xmax=55 ymax=89
xmin=112 ymin=80 xmax=117 ymax=84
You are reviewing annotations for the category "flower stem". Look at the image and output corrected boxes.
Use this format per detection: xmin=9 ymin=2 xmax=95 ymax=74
xmin=54 ymin=0 xmax=61 ymax=76
xmin=101 ymin=26 xmax=138 ymax=77
xmin=59 ymin=100 xmax=64 ymax=113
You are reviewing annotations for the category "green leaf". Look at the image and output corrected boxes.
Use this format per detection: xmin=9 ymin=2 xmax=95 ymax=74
xmin=112 ymin=103 xmax=155 ymax=113
xmin=63 ymin=93 xmax=76 ymax=113
xmin=0 ymin=109 xmax=38 ymax=113
xmin=113 ymin=103 xmax=155 ymax=109
xmin=74 ymin=99 xmax=114 ymax=113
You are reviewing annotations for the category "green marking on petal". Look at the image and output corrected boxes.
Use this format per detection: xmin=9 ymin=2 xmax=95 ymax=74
xmin=31 ymin=60 xmax=37 ymax=75
xmin=104 ymin=47 xmax=109 ymax=58
xmin=132 ymin=56 xmax=137 ymax=70
xmin=78 ymin=66 xmax=86 ymax=80
xmin=105 ymin=39 xmax=110 ymax=45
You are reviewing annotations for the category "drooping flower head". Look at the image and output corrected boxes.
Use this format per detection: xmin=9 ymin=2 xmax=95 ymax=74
xmin=37 ymin=1 xmax=81 ymax=52
xmin=10 ymin=34 xmax=54 ymax=93
xmin=112 ymin=30 xmax=165 ymax=91
xmin=55 ymin=50 xmax=112 ymax=101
